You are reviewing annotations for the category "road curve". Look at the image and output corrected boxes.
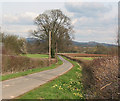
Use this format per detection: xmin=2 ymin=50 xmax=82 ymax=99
xmin=2 ymin=56 xmax=73 ymax=99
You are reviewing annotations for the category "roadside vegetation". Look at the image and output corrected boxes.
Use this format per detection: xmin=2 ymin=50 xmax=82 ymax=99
xmin=2 ymin=55 xmax=56 ymax=75
xmin=2 ymin=56 xmax=62 ymax=81
xmin=61 ymin=53 xmax=118 ymax=99
xmin=1 ymin=34 xmax=58 ymax=79
xmin=18 ymin=56 xmax=85 ymax=99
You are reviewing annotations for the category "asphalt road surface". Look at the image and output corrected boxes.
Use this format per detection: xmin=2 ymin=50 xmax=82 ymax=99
xmin=2 ymin=56 xmax=73 ymax=99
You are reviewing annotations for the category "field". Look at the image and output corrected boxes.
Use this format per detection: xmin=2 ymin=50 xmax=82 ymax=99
xmin=59 ymin=53 xmax=101 ymax=61
xmin=74 ymin=57 xmax=95 ymax=60
xmin=59 ymin=53 xmax=108 ymax=57
xmin=18 ymin=56 xmax=85 ymax=99
xmin=21 ymin=54 xmax=49 ymax=58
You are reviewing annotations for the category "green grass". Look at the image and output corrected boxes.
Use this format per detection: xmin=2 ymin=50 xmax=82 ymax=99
xmin=21 ymin=54 xmax=49 ymax=58
xmin=2 ymin=57 xmax=62 ymax=81
xmin=18 ymin=56 xmax=85 ymax=99
xmin=75 ymin=57 xmax=95 ymax=60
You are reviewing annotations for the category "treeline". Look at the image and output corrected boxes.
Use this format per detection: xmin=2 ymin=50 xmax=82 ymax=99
xmin=69 ymin=45 xmax=118 ymax=56
xmin=1 ymin=33 xmax=118 ymax=56
xmin=26 ymin=39 xmax=72 ymax=54
xmin=26 ymin=40 xmax=118 ymax=56
xmin=1 ymin=33 xmax=72 ymax=55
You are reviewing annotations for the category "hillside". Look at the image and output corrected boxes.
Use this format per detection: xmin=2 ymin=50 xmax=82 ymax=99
xmin=72 ymin=41 xmax=117 ymax=47
xmin=26 ymin=38 xmax=117 ymax=47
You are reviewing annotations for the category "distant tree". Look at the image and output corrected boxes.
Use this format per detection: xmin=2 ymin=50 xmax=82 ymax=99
xmin=94 ymin=45 xmax=108 ymax=54
xmin=32 ymin=9 xmax=73 ymax=57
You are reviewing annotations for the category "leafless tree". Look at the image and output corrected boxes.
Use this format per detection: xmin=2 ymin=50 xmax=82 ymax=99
xmin=32 ymin=9 xmax=74 ymax=57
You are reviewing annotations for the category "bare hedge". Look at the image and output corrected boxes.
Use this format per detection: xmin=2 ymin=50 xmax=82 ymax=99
xmin=61 ymin=54 xmax=118 ymax=99
xmin=2 ymin=55 xmax=56 ymax=74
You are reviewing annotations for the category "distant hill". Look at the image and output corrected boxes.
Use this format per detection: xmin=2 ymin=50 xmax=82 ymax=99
xmin=26 ymin=38 xmax=44 ymax=44
xmin=26 ymin=38 xmax=117 ymax=47
xmin=72 ymin=41 xmax=117 ymax=47
xmin=26 ymin=38 xmax=38 ymax=43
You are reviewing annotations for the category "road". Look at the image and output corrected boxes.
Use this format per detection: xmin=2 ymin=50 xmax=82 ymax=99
xmin=2 ymin=56 xmax=73 ymax=99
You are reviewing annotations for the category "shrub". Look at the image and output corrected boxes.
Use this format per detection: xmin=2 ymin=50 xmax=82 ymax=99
xmin=2 ymin=34 xmax=27 ymax=55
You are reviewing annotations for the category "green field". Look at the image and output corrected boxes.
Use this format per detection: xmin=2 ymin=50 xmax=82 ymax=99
xmin=75 ymin=57 xmax=95 ymax=60
xmin=18 ymin=56 xmax=85 ymax=99
xmin=2 ymin=57 xmax=62 ymax=81
xmin=21 ymin=54 xmax=49 ymax=58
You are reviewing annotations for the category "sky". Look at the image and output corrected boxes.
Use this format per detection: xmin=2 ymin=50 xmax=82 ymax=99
xmin=0 ymin=1 xmax=118 ymax=45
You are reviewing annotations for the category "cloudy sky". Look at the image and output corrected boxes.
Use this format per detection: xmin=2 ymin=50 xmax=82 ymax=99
xmin=0 ymin=1 xmax=118 ymax=44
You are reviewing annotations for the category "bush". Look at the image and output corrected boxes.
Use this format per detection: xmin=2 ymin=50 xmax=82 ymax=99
xmin=2 ymin=34 xmax=27 ymax=55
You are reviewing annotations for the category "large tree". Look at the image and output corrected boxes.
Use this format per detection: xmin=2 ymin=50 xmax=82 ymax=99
xmin=32 ymin=9 xmax=73 ymax=57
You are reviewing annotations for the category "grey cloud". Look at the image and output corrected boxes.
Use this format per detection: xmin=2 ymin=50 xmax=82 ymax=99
xmin=65 ymin=2 xmax=112 ymax=18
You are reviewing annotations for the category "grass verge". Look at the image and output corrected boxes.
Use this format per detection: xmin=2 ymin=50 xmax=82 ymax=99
xmin=2 ymin=57 xmax=62 ymax=81
xmin=18 ymin=56 xmax=85 ymax=99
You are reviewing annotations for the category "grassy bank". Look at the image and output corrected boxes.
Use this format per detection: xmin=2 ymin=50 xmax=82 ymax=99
xmin=18 ymin=56 xmax=85 ymax=99
xmin=21 ymin=54 xmax=49 ymax=58
xmin=2 ymin=57 xmax=62 ymax=81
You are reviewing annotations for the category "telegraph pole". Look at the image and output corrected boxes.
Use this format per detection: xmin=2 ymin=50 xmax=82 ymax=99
xmin=49 ymin=31 xmax=51 ymax=66
xmin=55 ymin=42 xmax=58 ymax=63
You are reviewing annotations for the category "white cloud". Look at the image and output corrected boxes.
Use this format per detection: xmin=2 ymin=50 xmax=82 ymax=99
xmin=64 ymin=2 xmax=117 ymax=44
xmin=4 ymin=14 xmax=19 ymax=23
xmin=3 ymin=25 xmax=37 ymax=37
xmin=74 ymin=26 xmax=117 ymax=44
xmin=72 ymin=19 xmax=78 ymax=25
xmin=19 ymin=12 xmax=39 ymax=19
xmin=3 ymin=12 xmax=39 ymax=25
xmin=65 ymin=2 xmax=117 ymax=28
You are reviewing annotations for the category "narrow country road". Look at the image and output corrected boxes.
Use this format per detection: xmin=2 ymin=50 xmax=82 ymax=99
xmin=2 ymin=56 xmax=73 ymax=99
